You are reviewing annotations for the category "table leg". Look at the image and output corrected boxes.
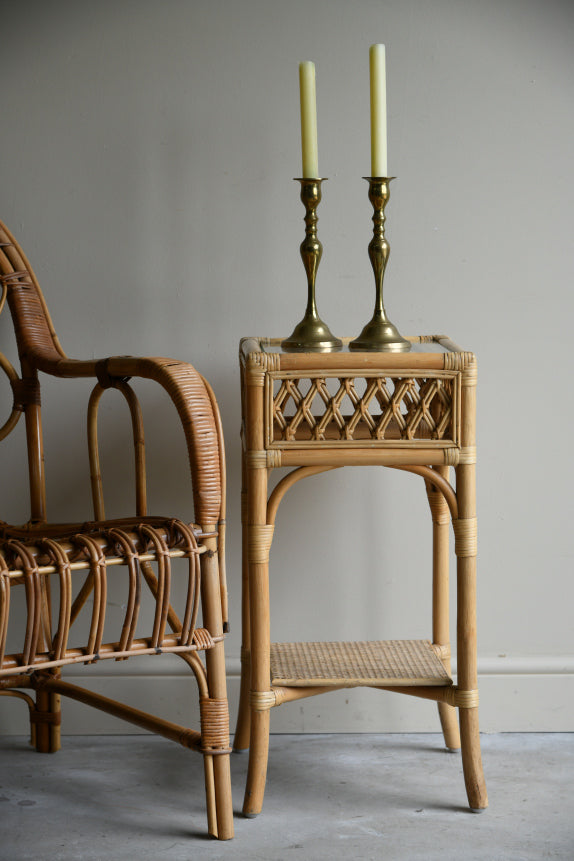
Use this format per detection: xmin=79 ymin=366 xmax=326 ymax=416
xmin=455 ymin=448 xmax=488 ymax=810
xmin=242 ymin=464 xmax=273 ymax=817
xmin=427 ymin=466 xmax=460 ymax=751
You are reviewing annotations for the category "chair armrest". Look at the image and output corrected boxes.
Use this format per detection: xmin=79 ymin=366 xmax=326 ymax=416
xmin=41 ymin=354 xmax=223 ymax=528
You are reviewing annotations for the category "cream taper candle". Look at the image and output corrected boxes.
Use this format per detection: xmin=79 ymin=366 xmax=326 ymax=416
xmin=299 ymin=61 xmax=319 ymax=178
xmin=369 ymin=44 xmax=388 ymax=177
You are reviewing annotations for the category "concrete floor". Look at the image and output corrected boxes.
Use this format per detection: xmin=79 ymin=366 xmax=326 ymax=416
xmin=0 ymin=733 xmax=572 ymax=860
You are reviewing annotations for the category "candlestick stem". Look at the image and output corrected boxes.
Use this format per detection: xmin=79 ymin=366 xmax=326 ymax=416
xmin=282 ymin=178 xmax=342 ymax=352
xmin=349 ymin=177 xmax=410 ymax=352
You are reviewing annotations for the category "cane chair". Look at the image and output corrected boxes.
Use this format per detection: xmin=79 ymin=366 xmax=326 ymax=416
xmin=0 ymin=221 xmax=233 ymax=839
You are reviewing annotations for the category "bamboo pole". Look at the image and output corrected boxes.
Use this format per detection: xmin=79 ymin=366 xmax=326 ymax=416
xmin=243 ymin=366 xmax=272 ymax=817
xmin=41 ymin=678 xmax=202 ymax=747
xmin=200 ymin=531 xmax=234 ymax=840
xmin=233 ymin=442 xmax=252 ymax=751
xmin=427 ymin=465 xmax=460 ymax=750
xmin=280 ymin=447 xmax=454 ymax=468
xmin=456 ymin=357 xmax=488 ymax=810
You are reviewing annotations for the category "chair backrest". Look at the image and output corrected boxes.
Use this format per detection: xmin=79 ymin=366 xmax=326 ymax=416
xmin=0 ymin=221 xmax=65 ymax=373
xmin=0 ymin=220 xmax=224 ymax=530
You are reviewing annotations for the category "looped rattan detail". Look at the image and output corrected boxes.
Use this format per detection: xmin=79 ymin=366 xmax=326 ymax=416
xmin=104 ymin=528 xmax=140 ymax=656
xmin=199 ymin=697 xmax=231 ymax=752
xmin=453 ymin=517 xmax=478 ymax=558
xmin=138 ymin=524 xmax=172 ymax=649
xmin=192 ymin=628 xmax=215 ymax=650
xmin=39 ymin=538 xmax=73 ymax=663
xmin=4 ymin=540 xmax=42 ymax=669
xmin=0 ymin=353 xmax=23 ymax=442
xmin=248 ymin=525 xmax=275 ymax=564
xmin=0 ymin=563 xmax=10 ymax=669
xmin=0 ymin=518 xmax=217 ymax=676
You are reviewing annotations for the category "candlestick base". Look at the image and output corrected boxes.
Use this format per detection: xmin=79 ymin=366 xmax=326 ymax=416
xmin=349 ymin=311 xmax=411 ymax=352
xmin=281 ymin=178 xmax=342 ymax=353
xmin=282 ymin=314 xmax=343 ymax=353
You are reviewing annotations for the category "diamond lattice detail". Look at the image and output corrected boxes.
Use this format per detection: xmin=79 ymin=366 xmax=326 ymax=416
xmin=270 ymin=374 xmax=456 ymax=444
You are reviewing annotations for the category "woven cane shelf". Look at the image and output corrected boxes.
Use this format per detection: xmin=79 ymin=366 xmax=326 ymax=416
xmin=270 ymin=639 xmax=452 ymax=687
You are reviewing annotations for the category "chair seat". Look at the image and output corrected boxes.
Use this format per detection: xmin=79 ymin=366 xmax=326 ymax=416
xmin=0 ymin=516 xmax=218 ymax=677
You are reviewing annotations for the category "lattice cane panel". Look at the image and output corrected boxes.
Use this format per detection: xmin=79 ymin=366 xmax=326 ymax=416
xmin=266 ymin=371 xmax=459 ymax=447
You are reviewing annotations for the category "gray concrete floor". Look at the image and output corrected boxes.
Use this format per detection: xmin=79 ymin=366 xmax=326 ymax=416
xmin=0 ymin=733 xmax=572 ymax=860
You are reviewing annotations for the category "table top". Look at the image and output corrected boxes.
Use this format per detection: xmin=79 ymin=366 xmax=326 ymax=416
xmin=239 ymin=335 xmax=477 ymax=460
xmin=239 ymin=336 xmax=474 ymax=374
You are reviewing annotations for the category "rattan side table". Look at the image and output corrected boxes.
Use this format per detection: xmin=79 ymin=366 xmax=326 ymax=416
xmin=234 ymin=335 xmax=488 ymax=817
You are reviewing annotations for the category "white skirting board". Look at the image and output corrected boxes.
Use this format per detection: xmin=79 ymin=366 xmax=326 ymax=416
xmin=1 ymin=655 xmax=573 ymax=735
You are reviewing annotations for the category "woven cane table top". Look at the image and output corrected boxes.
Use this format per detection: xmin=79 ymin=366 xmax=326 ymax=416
xmin=270 ymin=639 xmax=452 ymax=687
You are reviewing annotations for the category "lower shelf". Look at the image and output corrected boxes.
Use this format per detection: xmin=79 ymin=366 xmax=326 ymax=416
xmin=270 ymin=639 xmax=452 ymax=688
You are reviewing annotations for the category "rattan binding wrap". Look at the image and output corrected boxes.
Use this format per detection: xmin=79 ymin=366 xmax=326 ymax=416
xmin=270 ymin=640 xmax=453 ymax=687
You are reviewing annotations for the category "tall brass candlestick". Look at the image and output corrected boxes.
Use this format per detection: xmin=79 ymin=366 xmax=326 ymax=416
xmin=350 ymin=177 xmax=410 ymax=352
xmin=282 ymin=178 xmax=342 ymax=352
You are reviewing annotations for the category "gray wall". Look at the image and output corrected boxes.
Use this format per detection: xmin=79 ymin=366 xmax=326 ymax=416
xmin=1 ymin=0 xmax=573 ymax=733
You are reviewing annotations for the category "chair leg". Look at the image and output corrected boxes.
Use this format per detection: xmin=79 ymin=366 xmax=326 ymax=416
xmin=212 ymin=749 xmax=234 ymax=837
xmin=203 ymin=754 xmax=218 ymax=837
xmin=202 ymin=746 xmax=234 ymax=839
xmin=234 ymin=486 xmax=252 ymax=752
xmin=200 ymin=536 xmax=234 ymax=840
xmin=33 ymin=685 xmax=61 ymax=753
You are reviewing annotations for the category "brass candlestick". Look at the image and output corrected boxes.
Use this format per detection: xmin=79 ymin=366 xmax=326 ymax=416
xmin=281 ymin=178 xmax=342 ymax=352
xmin=349 ymin=177 xmax=410 ymax=352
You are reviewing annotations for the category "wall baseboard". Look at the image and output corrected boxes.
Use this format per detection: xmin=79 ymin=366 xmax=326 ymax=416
xmin=1 ymin=656 xmax=572 ymax=735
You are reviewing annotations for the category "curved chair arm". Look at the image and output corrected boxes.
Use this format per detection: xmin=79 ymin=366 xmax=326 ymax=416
xmin=52 ymin=354 xmax=223 ymax=529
